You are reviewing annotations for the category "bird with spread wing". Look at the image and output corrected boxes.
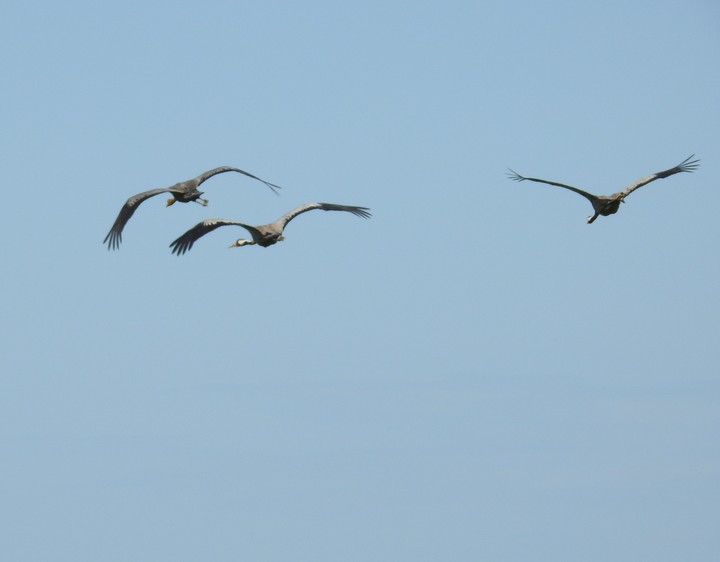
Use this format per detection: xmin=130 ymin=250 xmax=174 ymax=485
xmin=170 ymin=203 xmax=371 ymax=255
xmin=507 ymin=155 xmax=699 ymax=223
xmin=104 ymin=166 xmax=282 ymax=249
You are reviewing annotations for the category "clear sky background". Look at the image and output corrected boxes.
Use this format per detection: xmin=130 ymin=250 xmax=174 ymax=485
xmin=2 ymin=1 xmax=719 ymax=560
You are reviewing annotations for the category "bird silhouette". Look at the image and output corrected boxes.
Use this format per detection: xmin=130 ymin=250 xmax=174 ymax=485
xmin=104 ymin=166 xmax=281 ymax=249
xmin=170 ymin=202 xmax=371 ymax=255
xmin=508 ymin=155 xmax=699 ymax=223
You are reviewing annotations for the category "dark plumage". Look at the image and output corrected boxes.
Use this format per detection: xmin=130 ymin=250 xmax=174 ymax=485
xmin=170 ymin=202 xmax=371 ymax=255
xmin=508 ymin=155 xmax=699 ymax=223
xmin=104 ymin=166 xmax=281 ymax=249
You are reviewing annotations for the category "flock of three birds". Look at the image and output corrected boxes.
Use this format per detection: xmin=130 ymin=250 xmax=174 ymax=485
xmin=104 ymin=155 xmax=700 ymax=253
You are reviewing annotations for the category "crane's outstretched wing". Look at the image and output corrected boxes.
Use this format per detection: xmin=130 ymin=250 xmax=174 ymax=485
xmin=195 ymin=166 xmax=282 ymax=194
xmin=169 ymin=219 xmax=257 ymax=255
xmin=103 ymin=188 xmax=174 ymax=250
xmin=618 ymin=155 xmax=700 ymax=199
xmin=507 ymin=169 xmax=599 ymax=203
xmin=276 ymin=202 xmax=372 ymax=231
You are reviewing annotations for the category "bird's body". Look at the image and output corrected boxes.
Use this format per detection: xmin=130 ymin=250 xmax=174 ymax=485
xmin=170 ymin=202 xmax=371 ymax=255
xmin=508 ymin=155 xmax=699 ymax=223
xmin=103 ymin=166 xmax=281 ymax=249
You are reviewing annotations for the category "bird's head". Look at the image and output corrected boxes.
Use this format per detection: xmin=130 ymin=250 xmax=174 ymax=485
xmin=228 ymin=239 xmax=255 ymax=248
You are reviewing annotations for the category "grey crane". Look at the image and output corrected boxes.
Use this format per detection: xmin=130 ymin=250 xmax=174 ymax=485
xmin=507 ymin=155 xmax=699 ymax=223
xmin=103 ymin=166 xmax=281 ymax=250
xmin=170 ymin=202 xmax=371 ymax=255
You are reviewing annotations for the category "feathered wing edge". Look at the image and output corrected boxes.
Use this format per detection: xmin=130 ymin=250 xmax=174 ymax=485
xmin=196 ymin=166 xmax=283 ymax=195
xmin=103 ymin=188 xmax=173 ymax=250
xmin=169 ymin=219 xmax=254 ymax=255
xmin=507 ymin=169 xmax=600 ymax=204
xmin=278 ymin=202 xmax=372 ymax=230
xmin=619 ymin=155 xmax=700 ymax=199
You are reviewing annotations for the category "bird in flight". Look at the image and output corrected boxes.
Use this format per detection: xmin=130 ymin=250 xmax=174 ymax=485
xmin=507 ymin=155 xmax=699 ymax=223
xmin=104 ymin=166 xmax=282 ymax=250
xmin=170 ymin=202 xmax=371 ymax=255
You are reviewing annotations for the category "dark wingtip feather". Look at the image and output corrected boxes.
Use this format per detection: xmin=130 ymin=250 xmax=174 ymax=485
xmin=169 ymin=239 xmax=189 ymax=256
xmin=264 ymin=181 xmax=283 ymax=195
xmin=679 ymin=154 xmax=700 ymax=173
xmin=352 ymin=206 xmax=372 ymax=219
xmin=506 ymin=168 xmax=525 ymax=182
xmin=103 ymin=230 xmax=121 ymax=251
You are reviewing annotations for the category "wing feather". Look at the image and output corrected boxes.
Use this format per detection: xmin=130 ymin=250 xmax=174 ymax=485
xmin=507 ymin=169 xmax=599 ymax=203
xmin=196 ymin=166 xmax=283 ymax=194
xmin=277 ymin=202 xmax=372 ymax=231
xmin=619 ymin=155 xmax=700 ymax=199
xmin=169 ymin=219 xmax=254 ymax=255
xmin=103 ymin=188 xmax=172 ymax=250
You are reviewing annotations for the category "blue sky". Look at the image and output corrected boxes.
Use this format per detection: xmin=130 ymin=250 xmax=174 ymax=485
xmin=2 ymin=1 xmax=719 ymax=560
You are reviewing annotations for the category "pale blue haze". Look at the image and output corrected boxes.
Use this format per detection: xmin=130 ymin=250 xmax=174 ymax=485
xmin=1 ymin=0 xmax=719 ymax=560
